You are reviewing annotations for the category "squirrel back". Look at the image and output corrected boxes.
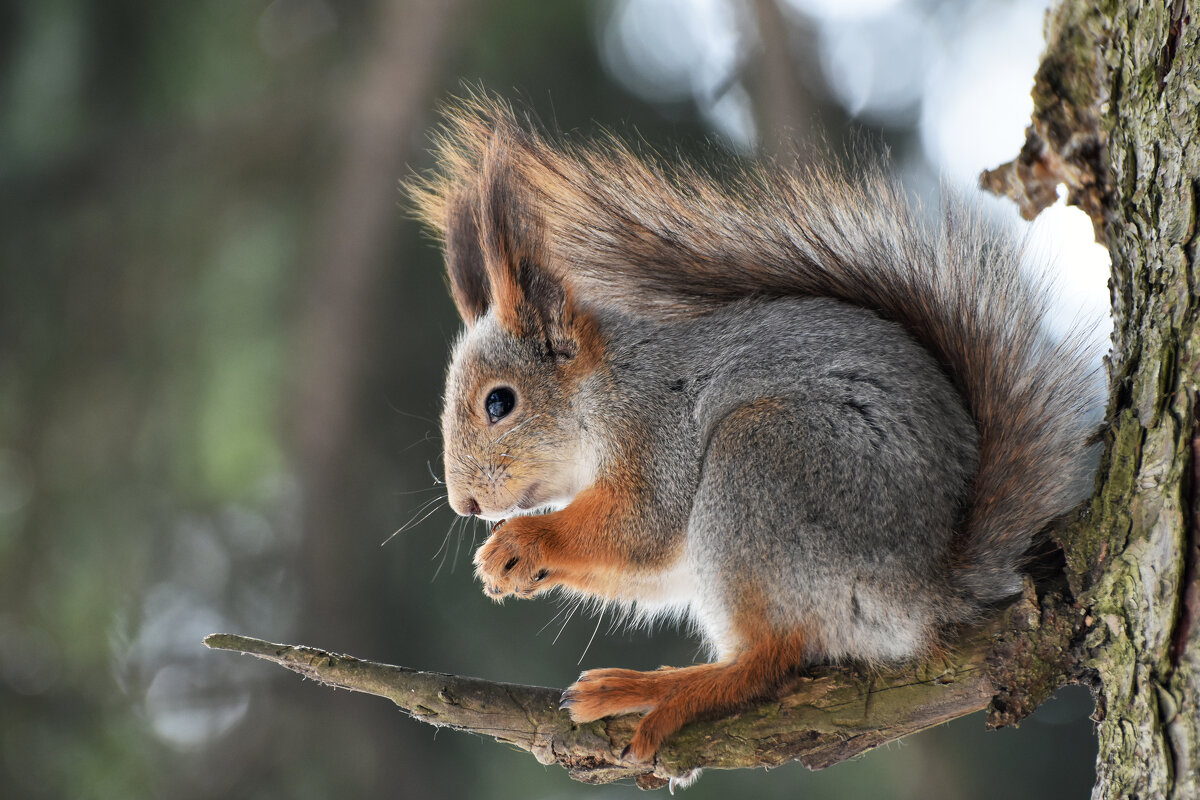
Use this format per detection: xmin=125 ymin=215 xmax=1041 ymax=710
xmin=412 ymin=96 xmax=1104 ymax=608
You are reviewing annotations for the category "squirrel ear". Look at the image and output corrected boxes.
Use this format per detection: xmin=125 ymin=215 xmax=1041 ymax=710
xmin=477 ymin=153 xmax=573 ymax=343
xmin=443 ymin=189 xmax=490 ymax=326
xmin=514 ymin=256 xmax=584 ymax=360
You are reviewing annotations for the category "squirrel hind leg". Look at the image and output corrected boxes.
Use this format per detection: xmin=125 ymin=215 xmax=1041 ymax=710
xmin=561 ymin=628 xmax=813 ymax=762
xmin=690 ymin=390 xmax=967 ymax=662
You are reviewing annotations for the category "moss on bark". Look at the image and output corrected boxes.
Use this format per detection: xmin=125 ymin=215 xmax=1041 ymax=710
xmin=1022 ymin=1 xmax=1200 ymax=797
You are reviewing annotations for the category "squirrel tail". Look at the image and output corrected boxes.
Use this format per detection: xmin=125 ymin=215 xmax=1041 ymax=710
xmin=411 ymin=96 xmax=1106 ymax=606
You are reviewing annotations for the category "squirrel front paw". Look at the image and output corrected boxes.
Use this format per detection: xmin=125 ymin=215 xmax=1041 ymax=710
xmin=473 ymin=520 xmax=554 ymax=599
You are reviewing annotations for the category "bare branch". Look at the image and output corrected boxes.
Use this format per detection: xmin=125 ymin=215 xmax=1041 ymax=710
xmin=205 ymin=617 xmax=1025 ymax=789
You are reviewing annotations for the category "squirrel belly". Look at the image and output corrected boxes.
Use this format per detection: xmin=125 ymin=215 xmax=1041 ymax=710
xmin=410 ymin=95 xmax=1105 ymax=761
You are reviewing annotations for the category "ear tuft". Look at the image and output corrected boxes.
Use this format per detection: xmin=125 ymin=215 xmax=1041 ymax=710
xmin=411 ymin=97 xmax=595 ymax=351
xmin=477 ymin=139 xmax=557 ymax=338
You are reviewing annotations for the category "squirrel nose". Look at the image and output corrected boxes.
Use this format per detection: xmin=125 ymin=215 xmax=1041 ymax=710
xmin=462 ymin=497 xmax=481 ymax=516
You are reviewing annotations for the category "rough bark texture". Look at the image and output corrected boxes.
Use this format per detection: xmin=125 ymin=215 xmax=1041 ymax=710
xmin=1080 ymin=1 xmax=1200 ymax=797
xmin=988 ymin=1 xmax=1200 ymax=797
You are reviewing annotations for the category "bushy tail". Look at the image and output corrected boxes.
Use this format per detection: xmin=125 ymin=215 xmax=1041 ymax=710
xmin=411 ymin=96 xmax=1106 ymax=604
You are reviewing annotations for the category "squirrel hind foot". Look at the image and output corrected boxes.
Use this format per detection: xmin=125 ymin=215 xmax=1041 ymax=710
xmin=561 ymin=667 xmax=671 ymax=723
xmin=563 ymin=629 xmax=812 ymax=762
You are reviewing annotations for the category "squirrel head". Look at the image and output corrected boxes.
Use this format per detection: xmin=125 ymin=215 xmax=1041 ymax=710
xmin=433 ymin=148 xmax=604 ymax=521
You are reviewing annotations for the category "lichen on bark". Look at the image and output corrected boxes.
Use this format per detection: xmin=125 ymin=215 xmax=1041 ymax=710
xmin=1007 ymin=1 xmax=1200 ymax=798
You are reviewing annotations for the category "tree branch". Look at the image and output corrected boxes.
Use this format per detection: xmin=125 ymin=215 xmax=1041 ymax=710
xmin=205 ymin=593 xmax=1069 ymax=789
xmin=979 ymin=0 xmax=1110 ymax=237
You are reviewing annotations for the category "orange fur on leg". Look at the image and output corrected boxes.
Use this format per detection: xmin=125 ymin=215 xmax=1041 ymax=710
xmin=561 ymin=629 xmax=815 ymax=762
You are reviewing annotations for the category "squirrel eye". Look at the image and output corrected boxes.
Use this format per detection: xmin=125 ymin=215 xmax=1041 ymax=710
xmin=484 ymin=387 xmax=516 ymax=423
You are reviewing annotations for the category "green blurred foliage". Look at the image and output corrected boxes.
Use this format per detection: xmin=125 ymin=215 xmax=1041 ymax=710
xmin=0 ymin=0 xmax=1096 ymax=798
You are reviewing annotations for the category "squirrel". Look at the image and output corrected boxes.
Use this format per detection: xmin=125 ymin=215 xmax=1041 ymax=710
xmin=409 ymin=95 xmax=1104 ymax=765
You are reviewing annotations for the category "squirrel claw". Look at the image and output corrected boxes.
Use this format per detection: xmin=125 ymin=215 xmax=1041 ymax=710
xmin=620 ymin=742 xmax=653 ymax=765
xmin=622 ymin=735 xmax=660 ymax=765
xmin=473 ymin=518 xmax=553 ymax=598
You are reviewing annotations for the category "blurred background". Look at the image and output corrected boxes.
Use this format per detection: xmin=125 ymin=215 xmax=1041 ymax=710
xmin=0 ymin=0 xmax=1110 ymax=797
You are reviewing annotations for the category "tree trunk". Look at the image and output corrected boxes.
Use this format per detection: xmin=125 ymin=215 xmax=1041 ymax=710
xmin=1084 ymin=0 xmax=1200 ymax=794
xmin=992 ymin=0 xmax=1200 ymax=796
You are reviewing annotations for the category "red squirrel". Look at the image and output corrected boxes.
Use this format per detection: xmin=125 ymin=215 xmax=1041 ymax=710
xmin=410 ymin=96 xmax=1103 ymax=767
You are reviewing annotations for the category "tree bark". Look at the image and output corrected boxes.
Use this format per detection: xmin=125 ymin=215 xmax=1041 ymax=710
xmin=987 ymin=1 xmax=1200 ymax=797
xmin=1075 ymin=2 xmax=1200 ymax=796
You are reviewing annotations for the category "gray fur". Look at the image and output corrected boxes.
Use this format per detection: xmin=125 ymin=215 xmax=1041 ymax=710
xmin=587 ymin=297 xmax=979 ymax=660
